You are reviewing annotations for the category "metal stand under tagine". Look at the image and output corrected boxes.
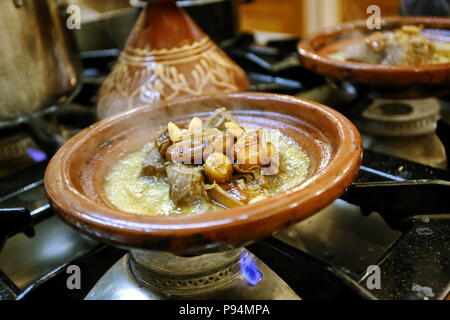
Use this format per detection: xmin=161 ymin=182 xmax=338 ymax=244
xmin=97 ymin=0 xmax=248 ymax=119
xmin=85 ymin=249 xmax=299 ymax=300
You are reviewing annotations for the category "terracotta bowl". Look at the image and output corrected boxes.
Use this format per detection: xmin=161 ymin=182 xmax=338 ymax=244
xmin=44 ymin=93 xmax=362 ymax=255
xmin=298 ymin=16 xmax=450 ymax=98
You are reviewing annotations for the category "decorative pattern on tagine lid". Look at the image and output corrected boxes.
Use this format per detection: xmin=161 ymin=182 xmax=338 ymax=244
xmin=97 ymin=0 xmax=249 ymax=119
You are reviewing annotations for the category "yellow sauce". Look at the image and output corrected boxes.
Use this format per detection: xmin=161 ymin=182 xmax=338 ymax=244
xmin=104 ymin=129 xmax=310 ymax=216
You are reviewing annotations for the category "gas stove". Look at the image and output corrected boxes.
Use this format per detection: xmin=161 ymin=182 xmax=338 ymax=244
xmin=0 ymin=32 xmax=449 ymax=301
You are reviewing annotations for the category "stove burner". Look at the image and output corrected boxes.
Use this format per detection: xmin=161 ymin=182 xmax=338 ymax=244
xmin=379 ymin=103 xmax=413 ymax=115
xmin=358 ymin=98 xmax=447 ymax=169
xmin=361 ymin=98 xmax=441 ymax=137
xmin=86 ymin=249 xmax=298 ymax=300
xmin=0 ymin=133 xmax=41 ymax=178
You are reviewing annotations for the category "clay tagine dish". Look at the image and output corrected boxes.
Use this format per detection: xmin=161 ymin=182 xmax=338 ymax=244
xmin=298 ymin=16 xmax=450 ymax=98
xmin=45 ymin=93 xmax=362 ymax=255
xmin=97 ymin=0 xmax=248 ymax=119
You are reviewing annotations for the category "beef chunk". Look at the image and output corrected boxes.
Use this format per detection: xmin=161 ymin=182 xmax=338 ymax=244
xmin=166 ymin=164 xmax=207 ymax=206
xmin=154 ymin=126 xmax=172 ymax=157
xmin=204 ymin=107 xmax=234 ymax=131
xmin=141 ymin=147 xmax=167 ymax=177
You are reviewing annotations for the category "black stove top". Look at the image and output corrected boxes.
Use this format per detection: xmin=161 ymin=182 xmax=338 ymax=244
xmin=0 ymin=33 xmax=449 ymax=301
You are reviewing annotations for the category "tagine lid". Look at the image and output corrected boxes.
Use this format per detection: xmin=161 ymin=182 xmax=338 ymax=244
xmin=97 ymin=0 xmax=249 ymax=119
xmin=125 ymin=0 xmax=205 ymax=53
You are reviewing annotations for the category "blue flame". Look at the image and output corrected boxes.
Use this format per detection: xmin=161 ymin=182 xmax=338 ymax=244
xmin=239 ymin=252 xmax=262 ymax=287
xmin=26 ymin=148 xmax=47 ymax=162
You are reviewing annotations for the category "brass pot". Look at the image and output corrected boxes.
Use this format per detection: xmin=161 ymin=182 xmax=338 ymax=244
xmin=0 ymin=0 xmax=81 ymax=125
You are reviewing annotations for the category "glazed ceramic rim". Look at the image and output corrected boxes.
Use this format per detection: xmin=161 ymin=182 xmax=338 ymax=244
xmin=44 ymin=93 xmax=362 ymax=252
xmin=298 ymin=16 xmax=450 ymax=86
